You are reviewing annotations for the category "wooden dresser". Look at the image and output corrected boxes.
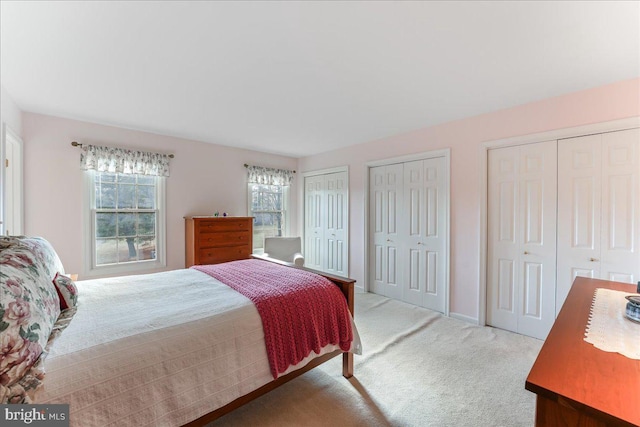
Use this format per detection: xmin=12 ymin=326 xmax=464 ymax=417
xmin=525 ymin=277 xmax=640 ymax=427
xmin=185 ymin=216 xmax=253 ymax=267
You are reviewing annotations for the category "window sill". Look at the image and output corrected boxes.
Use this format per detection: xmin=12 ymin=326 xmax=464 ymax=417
xmin=83 ymin=259 xmax=166 ymax=279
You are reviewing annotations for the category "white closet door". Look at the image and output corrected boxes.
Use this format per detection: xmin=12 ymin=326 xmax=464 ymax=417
xmin=487 ymin=141 xmax=556 ymax=340
xmin=304 ymin=175 xmax=324 ymax=270
xmin=487 ymin=146 xmax=520 ymax=333
xmin=600 ymin=129 xmax=640 ymax=284
xmin=370 ymin=164 xmax=404 ymax=300
xmin=557 ymin=134 xmax=602 ymax=308
xmin=324 ymin=172 xmax=348 ymax=276
xmin=403 ymin=158 xmax=446 ymax=312
xmin=517 ymin=142 xmax=557 ymax=339
xmin=557 ymin=128 xmax=640 ymax=314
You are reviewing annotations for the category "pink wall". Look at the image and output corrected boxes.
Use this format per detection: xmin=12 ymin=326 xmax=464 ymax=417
xmin=22 ymin=112 xmax=298 ymax=277
xmin=297 ymin=78 xmax=640 ymax=322
xmin=19 ymin=78 xmax=640 ymax=321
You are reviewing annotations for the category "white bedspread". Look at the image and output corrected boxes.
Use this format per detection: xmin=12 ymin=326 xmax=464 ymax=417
xmin=38 ymin=269 xmax=349 ymax=426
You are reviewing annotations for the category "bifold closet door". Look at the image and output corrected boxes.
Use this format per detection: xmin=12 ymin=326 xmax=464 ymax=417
xmin=304 ymin=171 xmax=349 ymax=275
xmin=370 ymin=158 xmax=447 ymax=312
xmin=304 ymin=175 xmax=324 ymax=271
xmin=324 ymin=172 xmax=348 ymax=276
xmin=487 ymin=141 xmax=557 ymax=340
xmin=556 ymin=128 xmax=640 ymax=314
xmin=370 ymin=164 xmax=404 ymax=300
xmin=402 ymin=158 xmax=446 ymax=313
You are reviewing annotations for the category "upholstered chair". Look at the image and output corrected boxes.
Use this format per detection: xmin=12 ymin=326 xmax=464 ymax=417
xmin=263 ymin=237 xmax=304 ymax=266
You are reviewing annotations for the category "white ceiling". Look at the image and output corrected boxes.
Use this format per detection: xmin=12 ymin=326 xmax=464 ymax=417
xmin=1 ymin=1 xmax=638 ymax=158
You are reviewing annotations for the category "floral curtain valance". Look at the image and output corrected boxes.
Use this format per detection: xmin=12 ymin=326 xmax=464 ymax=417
xmin=246 ymin=165 xmax=294 ymax=186
xmin=80 ymin=145 xmax=171 ymax=177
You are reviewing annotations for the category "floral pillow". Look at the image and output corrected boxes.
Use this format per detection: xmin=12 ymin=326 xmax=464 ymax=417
xmin=0 ymin=237 xmax=62 ymax=388
xmin=52 ymin=273 xmax=78 ymax=310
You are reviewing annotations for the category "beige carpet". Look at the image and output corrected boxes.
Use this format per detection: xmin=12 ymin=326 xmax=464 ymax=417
xmin=211 ymin=292 xmax=543 ymax=426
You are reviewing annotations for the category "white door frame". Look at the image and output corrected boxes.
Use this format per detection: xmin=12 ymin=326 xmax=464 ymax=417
xmin=1 ymin=124 xmax=24 ymax=236
xmin=364 ymin=148 xmax=451 ymax=316
xmin=478 ymin=117 xmax=640 ymax=327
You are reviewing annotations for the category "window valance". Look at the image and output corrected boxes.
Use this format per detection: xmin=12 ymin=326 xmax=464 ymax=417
xmin=246 ymin=165 xmax=294 ymax=186
xmin=80 ymin=145 xmax=171 ymax=177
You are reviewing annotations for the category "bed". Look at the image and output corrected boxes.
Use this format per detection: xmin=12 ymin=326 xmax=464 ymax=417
xmin=0 ymin=236 xmax=360 ymax=426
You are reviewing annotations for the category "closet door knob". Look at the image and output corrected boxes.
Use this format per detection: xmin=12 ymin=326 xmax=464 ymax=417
xmin=590 ymin=257 xmax=599 ymax=262
xmin=523 ymin=251 xmax=529 ymax=255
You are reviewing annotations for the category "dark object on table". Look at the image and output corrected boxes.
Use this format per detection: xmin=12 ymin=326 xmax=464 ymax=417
xmin=626 ymin=295 xmax=640 ymax=323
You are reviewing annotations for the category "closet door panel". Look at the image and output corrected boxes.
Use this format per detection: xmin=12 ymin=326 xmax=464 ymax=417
xmin=498 ymin=258 xmax=515 ymax=312
xmin=421 ymin=158 xmax=446 ymax=313
xmin=324 ymin=172 xmax=348 ymax=276
xmin=402 ymin=158 xmax=446 ymax=311
xmin=488 ymin=141 xmax=556 ymax=340
xmin=523 ymin=261 xmax=542 ymax=318
xmin=384 ymin=165 xmax=404 ymax=300
xmin=487 ymin=146 xmax=519 ymax=332
xmin=557 ymin=135 xmax=602 ymax=315
xmin=304 ymin=176 xmax=324 ymax=270
xmin=370 ymin=165 xmax=403 ymax=299
xmin=600 ymin=128 xmax=640 ymax=284
xmin=370 ymin=167 xmax=386 ymax=295
xmin=518 ymin=141 xmax=556 ymax=339
xmin=403 ymin=160 xmax=425 ymax=306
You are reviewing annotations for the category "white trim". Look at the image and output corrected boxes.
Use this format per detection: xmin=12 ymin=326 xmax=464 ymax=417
xmin=302 ymin=165 xmax=349 ymax=178
xmin=364 ymin=148 xmax=451 ymax=317
xmin=449 ymin=311 xmax=479 ymax=325
xmin=361 ymin=162 xmax=369 ymax=294
xmin=366 ymin=148 xmax=451 ymax=168
xmin=443 ymin=151 xmax=451 ymax=317
xmin=82 ymin=172 xmax=166 ymax=278
xmin=1 ymin=124 xmax=24 ymax=236
xmin=483 ymin=117 xmax=640 ymax=149
xmin=478 ymin=117 xmax=640 ymax=327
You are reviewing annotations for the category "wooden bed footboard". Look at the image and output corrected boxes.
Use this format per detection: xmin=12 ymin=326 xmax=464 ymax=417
xmin=184 ymin=255 xmax=356 ymax=426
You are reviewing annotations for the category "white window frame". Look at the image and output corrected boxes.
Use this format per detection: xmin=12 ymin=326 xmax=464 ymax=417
xmin=247 ymin=183 xmax=290 ymax=254
xmin=83 ymin=170 xmax=166 ymax=277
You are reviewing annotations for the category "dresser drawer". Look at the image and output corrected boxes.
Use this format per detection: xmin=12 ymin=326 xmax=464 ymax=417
xmin=199 ymin=245 xmax=251 ymax=265
xmin=198 ymin=231 xmax=250 ymax=248
xmin=197 ymin=219 xmax=251 ymax=232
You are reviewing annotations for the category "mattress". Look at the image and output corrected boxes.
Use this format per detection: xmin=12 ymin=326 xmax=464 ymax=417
xmin=38 ymin=268 xmax=355 ymax=426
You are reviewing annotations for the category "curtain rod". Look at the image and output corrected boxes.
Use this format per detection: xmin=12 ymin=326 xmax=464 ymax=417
xmin=244 ymin=163 xmax=296 ymax=173
xmin=71 ymin=141 xmax=175 ymax=158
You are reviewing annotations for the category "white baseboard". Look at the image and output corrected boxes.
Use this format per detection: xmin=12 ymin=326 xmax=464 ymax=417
xmin=449 ymin=311 xmax=479 ymax=325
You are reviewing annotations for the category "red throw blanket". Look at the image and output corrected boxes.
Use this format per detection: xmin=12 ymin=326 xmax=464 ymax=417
xmin=192 ymin=259 xmax=353 ymax=379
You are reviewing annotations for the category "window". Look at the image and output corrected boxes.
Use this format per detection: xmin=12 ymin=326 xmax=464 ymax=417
xmin=245 ymin=164 xmax=294 ymax=253
xmin=248 ymin=183 xmax=289 ymax=253
xmin=84 ymin=171 xmax=165 ymax=276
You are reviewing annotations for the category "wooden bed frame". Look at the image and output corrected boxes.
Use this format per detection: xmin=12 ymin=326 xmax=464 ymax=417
xmin=184 ymin=255 xmax=356 ymax=426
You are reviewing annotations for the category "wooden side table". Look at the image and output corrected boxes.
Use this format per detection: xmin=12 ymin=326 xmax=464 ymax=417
xmin=525 ymin=277 xmax=640 ymax=426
